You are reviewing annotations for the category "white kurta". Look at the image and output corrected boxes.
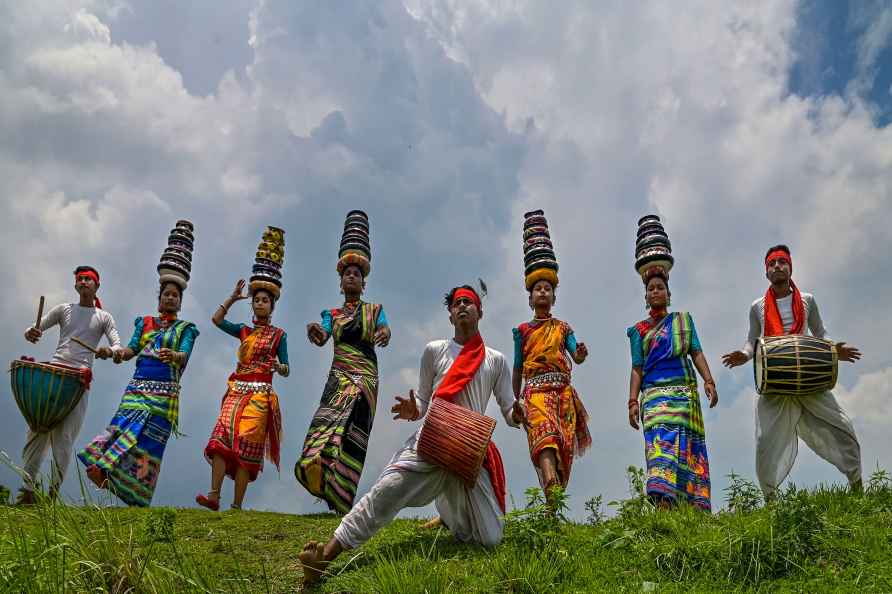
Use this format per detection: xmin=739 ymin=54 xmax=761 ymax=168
xmin=21 ymin=303 xmax=121 ymax=491
xmin=334 ymin=339 xmax=519 ymax=549
xmin=742 ymin=292 xmax=861 ymax=495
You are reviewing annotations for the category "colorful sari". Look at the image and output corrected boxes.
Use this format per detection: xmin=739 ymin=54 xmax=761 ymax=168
xmin=296 ymin=301 xmax=386 ymax=514
xmin=513 ymin=317 xmax=591 ymax=487
xmin=627 ymin=311 xmax=710 ymax=510
xmin=204 ymin=320 xmax=287 ymax=481
xmin=78 ymin=316 xmax=198 ymax=507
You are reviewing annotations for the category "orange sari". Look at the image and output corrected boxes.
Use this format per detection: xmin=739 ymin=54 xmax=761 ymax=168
xmin=515 ymin=318 xmax=591 ymax=487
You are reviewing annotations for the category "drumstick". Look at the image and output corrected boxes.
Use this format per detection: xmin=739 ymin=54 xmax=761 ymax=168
xmin=70 ymin=336 xmax=100 ymax=355
xmin=35 ymin=296 xmax=44 ymax=330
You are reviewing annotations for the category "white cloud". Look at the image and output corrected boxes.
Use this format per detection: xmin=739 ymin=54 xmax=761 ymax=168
xmin=1 ymin=0 xmax=890 ymax=520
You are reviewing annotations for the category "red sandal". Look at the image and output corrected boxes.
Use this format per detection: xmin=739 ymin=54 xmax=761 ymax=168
xmin=196 ymin=490 xmax=220 ymax=511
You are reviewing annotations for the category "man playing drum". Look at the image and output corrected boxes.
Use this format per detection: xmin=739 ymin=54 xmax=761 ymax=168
xmin=722 ymin=245 xmax=862 ymax=498
xmin=298 ymin=285 xmax=526 ymax=587
xmin=16 ymin=266 xmax=121 ymax=504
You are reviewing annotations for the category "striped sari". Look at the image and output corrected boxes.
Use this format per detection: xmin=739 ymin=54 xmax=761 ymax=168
xmin=296 ymin=301 xmax=385 ymax=514
xmin=627 ymin=311 xmax=711 ymax=511
xmin=78 ymin=316 xmax=198 ymax=507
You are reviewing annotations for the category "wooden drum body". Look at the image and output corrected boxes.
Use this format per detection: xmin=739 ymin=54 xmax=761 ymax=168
xmin=754 ymin=336 xmax=837 ymax=396
xmin=9 ymin=359 xmax=87 ymax=433
xmin=417 ymin=398 xmax=496 ymax=488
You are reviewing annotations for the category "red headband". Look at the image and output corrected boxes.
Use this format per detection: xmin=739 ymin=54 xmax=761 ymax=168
xmin=765 ymin=250 xmax=791 ymax=272
xmin=75 ymin=270 xmax=100 ymax=285
xmin=452 ymin=287 xmax=481 ymax=310
xmin=74 ymin=269 xmax=102 ymax=309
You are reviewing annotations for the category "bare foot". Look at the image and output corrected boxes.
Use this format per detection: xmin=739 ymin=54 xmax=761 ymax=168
xmin=299 ymin=540 xmax=328 ymax=586
xmin=421 ymin=517 xmax=442 ymax=530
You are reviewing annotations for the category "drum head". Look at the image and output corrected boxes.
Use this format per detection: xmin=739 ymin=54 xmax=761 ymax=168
xmin=754 ymin=340 xmax=765 ymax=394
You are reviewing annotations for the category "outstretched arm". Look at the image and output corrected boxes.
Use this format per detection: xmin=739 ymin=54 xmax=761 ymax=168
xmin=810 ymin=296 xmax=862 ymax=363
xmin=723 ymin=302 xmax=760 ymax=368
xmin=391 ymin=344 xmax=434 ymax=422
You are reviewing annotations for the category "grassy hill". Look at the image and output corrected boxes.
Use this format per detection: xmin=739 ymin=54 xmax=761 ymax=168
xmin=2 ymin=468 xmax=892 ymax=593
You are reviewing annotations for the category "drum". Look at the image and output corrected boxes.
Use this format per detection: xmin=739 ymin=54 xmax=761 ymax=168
xmin=417 ymin=397 xmax=496 ymax=488
xmin=9 ymin=359 xmax=88 ymax=433
xmin=754 ymin=335 xmax=837 ymax=396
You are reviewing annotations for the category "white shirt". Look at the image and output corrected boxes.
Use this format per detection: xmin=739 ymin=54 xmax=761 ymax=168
xmin=30 ymin=303 xmax=122 ymax=368
xmin=414 ymin=339 xmax=519 ymax=427
xmin=742 ymin=291 xmax=829 ymax=360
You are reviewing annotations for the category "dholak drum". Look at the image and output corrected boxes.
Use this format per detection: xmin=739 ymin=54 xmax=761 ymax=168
xmin=417 ymin=397 xmax=496 ymax=488
xmin=754 ymin=336 xmax=838 ymax=396
xmin=9 ymin=359 xmax=88 ymax=433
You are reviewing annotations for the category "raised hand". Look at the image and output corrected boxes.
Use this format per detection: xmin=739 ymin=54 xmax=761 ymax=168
xmin=391 ymin=389 xmax=419 ymax=421
xmin=24 ymin=327 xmax=42 ymax=343
xmin=306 ymin=322 xmax=328 ymax=346
xmin=231 ymin=279 xmax=249 ymax=302
xmin=721 ymin=350 xmax=748 ymax=369
xmin=374 ymin=325 xmax=391 ymax=348
xmin=836 ymin=342 xmax=862 ymax=363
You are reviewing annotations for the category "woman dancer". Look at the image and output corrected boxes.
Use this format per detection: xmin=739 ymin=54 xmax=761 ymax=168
xmin=79 ymin=220 xmax=198 ymax=506
xmin=297 ymin=210 xmax=389 ymax=514
xmin=198 ymin=227 xmax=289 ymax=511
xmin=626 ymin=215 xmax=718 ymax=510
xmin=513 ymin=210 xmax=590 ymax=507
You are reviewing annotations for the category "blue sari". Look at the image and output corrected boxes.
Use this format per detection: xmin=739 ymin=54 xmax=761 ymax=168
xmin=627 ymin=311 xmax=710 ymax=510
xmin=79 ymin=316 xmax=198 ymax=506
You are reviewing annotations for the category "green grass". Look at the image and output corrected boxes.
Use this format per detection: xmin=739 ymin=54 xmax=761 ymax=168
xmin=2 ymin=469 xmax=892 ymax=593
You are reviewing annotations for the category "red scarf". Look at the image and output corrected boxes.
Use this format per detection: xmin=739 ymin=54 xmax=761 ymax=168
xmin=764 ymin=281 xmax=805 ymax=336
xmin=433 ymin=332 xmax=506 ymax=513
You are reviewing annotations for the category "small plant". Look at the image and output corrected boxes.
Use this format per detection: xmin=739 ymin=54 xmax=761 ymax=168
xmin=503 ymin=486 xmax=568 ymax=550
xmin=867 ymin=465 xmax=892 ymax=494
xmin=723 ymin=471 xmax=762 ymax=513
xmin=584 ymin=494 xmax=605 ymax=525
xmin=142 ymin=507 xmax=177 ymax=543
xmin=608 ymin=465 xmax=653 ymax=523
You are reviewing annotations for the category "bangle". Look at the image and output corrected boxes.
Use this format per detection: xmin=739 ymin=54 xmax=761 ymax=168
xmin=703 ymin=378 xmax=715 ymax=386
xmin=627 ymin=399 xmax=639 ymax=408
xmin=218 ymin=304 xmax=228 ymax=311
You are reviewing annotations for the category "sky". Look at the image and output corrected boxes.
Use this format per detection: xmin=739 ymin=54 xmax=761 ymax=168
xmin=1 ymin=0 xmax=891 ymax=520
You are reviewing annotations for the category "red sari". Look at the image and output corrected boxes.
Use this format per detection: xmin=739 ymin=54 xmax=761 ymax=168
xmin=204 ymin=322 xmax=285 ymax=481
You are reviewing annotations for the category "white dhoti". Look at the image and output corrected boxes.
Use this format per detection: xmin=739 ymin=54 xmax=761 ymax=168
xmin=334 ymin=434 xmax=504 ymax=549
xmin=755 ymin=390 xmax=861 ymax=496
xmin=20 ymin=391 xmax=90 ymax=491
